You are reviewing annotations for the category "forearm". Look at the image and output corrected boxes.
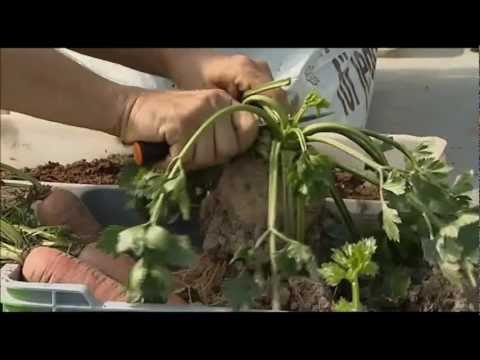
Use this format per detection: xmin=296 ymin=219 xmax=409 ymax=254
xmin=69 ymin=48 xmax=217 ymax=79
xmin=1 ymin=48 xmax=134 ymax=136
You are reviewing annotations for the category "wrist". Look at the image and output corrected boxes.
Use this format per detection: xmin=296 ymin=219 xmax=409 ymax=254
xmin=103 ymin=83 xmax=143 ymax=140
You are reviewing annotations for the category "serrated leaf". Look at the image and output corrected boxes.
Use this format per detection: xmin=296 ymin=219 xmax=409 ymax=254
xmin=333 ymin=297 xmax=357 ymax=312
xmin=304 ymin=92 xmax=330 ymax=115
xmin=97 ymin=225 xmax=126 ymax=255
xmin=117 ymin=225 xmax=146 ymax=256
xmin=288 ymin=152 xmax=333 ymax=202
xmin=383 ymin=170 xmax=407 ymax=195
xmin=319 ymin=262 xmax=346 ymax=286
xmin=223 ymin=272 xmax=261 ymax=310
xmin=321 ymin=237 xmax=378 ymax=285
xmin=382 ymin=204 xmax=401 ymax=242
xmin=286 ymin=240 xmax=315 ymax=266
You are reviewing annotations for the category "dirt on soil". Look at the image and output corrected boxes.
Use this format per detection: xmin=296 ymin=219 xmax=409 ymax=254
xmin=1 ymin=155 xmax=132 ymax=185
xmin=334 ymin=171 xmax=379 ymax=200
xmin=3 ymin=155 xmax=379 ymax=200
xmin=173 ymin=253 xmax=333 ymax=311
xmin=404 ymin=269 xmax=478 ymax=312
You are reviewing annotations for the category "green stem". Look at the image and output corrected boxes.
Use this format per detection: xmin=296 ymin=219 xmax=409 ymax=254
xmin=307 ymin=135 xmax=383 ymax=173
xmin=290 ymin=128 xmax=308 ymax=153
xmin=268 ymin=140 xmax=282 ymax=311
xmin=254 ymin=229 xmax=271 ymax=249
xmin=270 ymin=227 xmax=297 ymax=244
xmin=329 ymin=186 xmax=359 ymax=241
xmin=303 ymin=123 xmax=388 ymax=166
xmin=243 ymin=78 xmax=291 ymax=98
xmin=292 ymin=105 xmax=308 ymax=127
xmin=351 ymin=277 xmax=361 ymax=311
xmin=177 ymin=104 xmax=281 ymax=165
xmin=281 ymin=151 xmax=295 ymax=238
xmin=360 ymin=129 xmax=416 ymax=165
xmin=335 ymin=163 xmax=379 ymax=186
xmin=296 ymin=196 xmax=305 ymax=243
xmin=242 ymin=95 xmax=289 ymax=131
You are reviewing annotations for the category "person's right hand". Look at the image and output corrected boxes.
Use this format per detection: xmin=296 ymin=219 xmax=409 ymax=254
xmin=119 ymin=88 xmax=258 ymax=170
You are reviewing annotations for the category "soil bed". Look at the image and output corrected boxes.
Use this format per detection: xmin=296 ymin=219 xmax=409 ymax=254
xmin=2 ymin=156 xmax=380 ymax=200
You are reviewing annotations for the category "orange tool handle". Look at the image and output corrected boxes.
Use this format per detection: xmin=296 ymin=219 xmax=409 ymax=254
xmin=133 ymin=141 xmax=170 ymax=166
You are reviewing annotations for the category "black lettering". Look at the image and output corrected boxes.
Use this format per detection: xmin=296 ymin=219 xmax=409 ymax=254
xmin=344 ymin=67 xmax=360 ymax=106
xmin=304 ymin=64 xmax=320 ymax=86
xmin=332 ymin=58 xmax=350 ymax=116
xmin=353 ymin=51 xmax=373 ymax=112
xmin=351 ymin=55 xmax=368 ymax=106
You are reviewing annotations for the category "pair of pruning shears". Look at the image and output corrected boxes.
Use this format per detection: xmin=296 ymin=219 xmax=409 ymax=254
xmin=132 ymin=112 xmax=334 ymax=166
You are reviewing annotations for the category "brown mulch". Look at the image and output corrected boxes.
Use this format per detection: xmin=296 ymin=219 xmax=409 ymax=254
xmin=334 ymin=171 xmax=379 ymax=200
xmin=1 ymin=155 xmax=132 ymax=185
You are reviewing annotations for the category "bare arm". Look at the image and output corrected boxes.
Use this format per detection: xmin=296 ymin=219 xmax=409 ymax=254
xmin=69 ymin=48 xmax=221 ymax=80
xmin=0 ymin=48 xmax=136 ymax=136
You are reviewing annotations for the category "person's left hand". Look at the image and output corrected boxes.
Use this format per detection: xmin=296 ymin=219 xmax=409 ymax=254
xmin=161 ymin=49 xmax=288 ymax=106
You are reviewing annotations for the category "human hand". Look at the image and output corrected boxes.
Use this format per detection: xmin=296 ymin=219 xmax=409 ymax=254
xmin=161 ymin=49 xmax=287 ymax=105
xmin=119 ymin=88 xmax=258 ymax=170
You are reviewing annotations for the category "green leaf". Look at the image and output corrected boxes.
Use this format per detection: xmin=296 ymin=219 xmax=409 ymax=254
xmin=144 ymin=225 xmax=196 ymax=268
xmin=438 ymin=261 xmax=464 ymax=288
xmin=163 ymin=167 xmax=191 ymax=220
xmin=320 ymin=237 xmax=378 ymax=286
xmin=458 ymin=221 xmax=479 ymax=264
xmin=127 ymin=258 xmax=148 ymax=303
xmin=413 ymin=142 xmax=435 ymax=160
xmin=117 ymin=225 xmax=146 ymax=256
xmin=362 ymin=262 xmax=379 ymax=277
xmin=451 ymin=170 xmax=474 ymax=195
xmin=421 ymin=236 xmax=437 ymax=265
xmin=371 ymin=137 xmax=395 ymax=153
xmin=383 ymin=170 xmax=407 ymax=195
xmin=97 ymin=225 xmax=126 ymax=255
xmin=319 ymin=262 xmax=346 ymax=286
xmin=141 ymin=263 xmax=173 ymax=303
xmin=303 ymin=92 xmax=331 ymax=117
xmin=333 ymin=297 xmax=357 ymax=312
xmin=276 ymin=249 xmax=299 ymax=276
xmin=383 ymin=266 xmax=411 ymax=301
xmin=439 ymin=211 xmax=479 ymax=239
xmin=118 ymin=163 xmax=142 ymax=188
xmin=382 ymin=203 xmax=401 ymax=242
xmin=288 ymin=152 xmax=334 ymax=202
xmin=223 ymin=271 xmax=261 ymax=310
xmin=286 ymin=240 xmax=315 ymax=266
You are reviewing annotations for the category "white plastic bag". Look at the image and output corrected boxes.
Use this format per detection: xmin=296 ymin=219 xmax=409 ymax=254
xmin=217 ymin=48 xmax=378 ymax=128
xmin=60 ymin=48 xmax=377 ymax=128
